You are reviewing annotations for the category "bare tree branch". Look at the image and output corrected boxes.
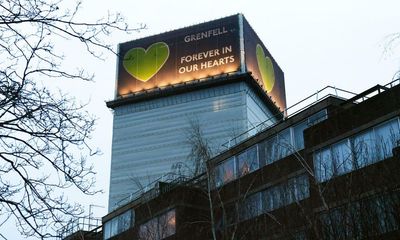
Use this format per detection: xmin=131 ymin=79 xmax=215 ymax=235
xmin=0 ymin=0 xmax=144 ymax=238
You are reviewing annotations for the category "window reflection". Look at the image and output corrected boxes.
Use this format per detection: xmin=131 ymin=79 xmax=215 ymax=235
xmin=139 ymin=209 xmax=176 ymax=240
xmin=314 ymin=117 xmax=400 ymax=182
xmin=103 ymin=210 xmax=133 ymax=240
xmin=237 ymin=146 xmax=258 ymax=177
xmin=214 ymin=157 xmax=235 ymax=188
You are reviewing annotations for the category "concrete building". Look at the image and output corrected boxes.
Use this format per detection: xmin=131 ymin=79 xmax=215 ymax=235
xmin=61 ymin=78 xmax=400 ymax=240
xmin=106 ymin=73 xmax=281 ymax=210
xmin=58 ymin=14 xmax=400 ymax=240
xmin=106 ymin=14 xmax=286 ymax=210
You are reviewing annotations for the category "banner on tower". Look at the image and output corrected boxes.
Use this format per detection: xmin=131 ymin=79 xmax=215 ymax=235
xmin=117 ymin=15 xmax=241 ymax=96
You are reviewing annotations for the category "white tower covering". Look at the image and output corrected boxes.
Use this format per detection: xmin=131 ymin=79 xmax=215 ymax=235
xmin=108 ymin=80 xmax=277 ymax=210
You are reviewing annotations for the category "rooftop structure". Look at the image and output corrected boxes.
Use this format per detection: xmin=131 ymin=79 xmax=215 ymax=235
xmin=106 ymin=14 xmax=287 ymax=210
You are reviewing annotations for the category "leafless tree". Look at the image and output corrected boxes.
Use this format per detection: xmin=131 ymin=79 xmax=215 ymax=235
xmin=0 ymin=0 xmax=143 ymax=238
xmin=138 ymin=209 xmax=176 ymax=240
xmin=184 ymin=119 xmax=264 ymax=240
xmin=185 ymin=118 xmax=214 ymax=177
xmin=383 ymin=33 xmax=400 ymax=79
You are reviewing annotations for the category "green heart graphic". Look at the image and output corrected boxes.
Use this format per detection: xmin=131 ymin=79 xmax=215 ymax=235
xmin=256 ymin=44 xmax=275 ymax=92
xmin=123 ymin=42 xmax=169 ymax=82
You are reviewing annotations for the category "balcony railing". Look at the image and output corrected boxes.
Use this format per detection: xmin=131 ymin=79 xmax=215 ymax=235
xmin=57 ymin=217 xmax=101 ymax=239
xmin=221 ymin=78 xmax=400 ymax=150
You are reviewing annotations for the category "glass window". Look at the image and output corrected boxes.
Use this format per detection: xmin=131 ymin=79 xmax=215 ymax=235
xmin=111 ymin=217 xmax=118 ymax=237
xmin=352 ymin=130 xmax=376 ymax=168
xmin=293 ymin=121 xmax=308 ymax=150
xmin=313 ymin=117 xmax=399 ymax=182
xmin=276 ymin=128 xmax=293 ymax=159
xmin=139 ymin=218 xmax=158 ymax=240
xmin=214 ymin=157 xmax=235 ymax=188
xmin=264 ymin=187 xmax=275 ymax=212
xmin=286 ymin=177 xmax=296 ymax=204
xmin=264 ymin=136 xmax=278 ymax=164
xmin=331 ymin=140 xmax=353 ymax=176
xmin=293 ymin=174 xmax=310 ymax=202
xmin=237 ymin=146 xmax=259 ymax=177
xmin=103 ymin=210 xmax=133 ymax=240
xmin=263 ymin=175 xmax=309 ymax=212
xmin=285 ymin=174 xmax=310 ymax=205
xmin=104 ymin=221 xmax=111 ymax=240
xmin=159 ymin=210 xmax=176 ymax=239
xmin=314 ymin=148 xmax=333 ymax=182
xmin=139 ymin=209 xmax=176 ymax=240
xmin=118 ymin=210 xmax=132 ymax=234
xmin=264 ymin=185 xmax=284 ymax=212
xmin=374 ymin=119 xmax=400 ymax=160
xmin=238 ymin=192 xmax=262 ymax=221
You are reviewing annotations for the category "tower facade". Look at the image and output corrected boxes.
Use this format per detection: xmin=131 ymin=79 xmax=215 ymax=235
xmin=107 ymin=14 xmax=286 ymax=210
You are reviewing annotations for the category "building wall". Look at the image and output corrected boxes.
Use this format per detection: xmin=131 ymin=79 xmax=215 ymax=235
xmin=92 ymin=83 xmax=400 ymax=240
xmin=108 ymin=82 xmax=277 ymax=211
xmin=245 ymin=88 xmax=276 ymax=137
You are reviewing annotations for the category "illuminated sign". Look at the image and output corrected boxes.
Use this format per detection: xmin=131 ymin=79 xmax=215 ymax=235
xmin=117 ymin=15 xmax=240 ymax=96
xmin=116 ymin=14 xmax=287 ymax=111
xmin=242 ymin=17 xmax=286 ymax=111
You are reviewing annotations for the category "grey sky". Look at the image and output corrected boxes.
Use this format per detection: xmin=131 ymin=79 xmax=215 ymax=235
xmin=3 ymin=0 xmax=399 ymax=238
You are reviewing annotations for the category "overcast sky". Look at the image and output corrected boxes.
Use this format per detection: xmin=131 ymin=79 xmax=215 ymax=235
xmin=5 ymin=0 xmax=400 ymax=239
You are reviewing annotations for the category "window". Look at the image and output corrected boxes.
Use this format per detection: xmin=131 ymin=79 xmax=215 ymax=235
xmin=264 ymin=128 xmax=293 ymax=165
xmin=315 ymin=138 xmax=368 ymax=182
xmin=139 ymin=218 xmax=158 ymax=240
xmin=294 ymin=109 xmax=328 ymax=151
xmin=276 ymin=128 xmax=292 ymax=159
xmin=238 ymin=192 xmax=262 ymax=221
xmin=331 ymin=140 xmax=352 ymax=175
xmin=314 ymin=117 xmax=400 ymax=182
xmin=214 ymin=157 xmax=235 ymax=188
xmin=103 ymin=210 xmax=134 ymax=240
xmin=293 ymin=121 xmax=308 ymax=150
xmin=264 ymin=136 xmax=278 ymax=164
xmin=264 ymin=174 xmax=310 ymax=212
xmin=158 ymin=210 xmax=176 ymax=239
xmin=237 ymin=146 xmax=259 ymax=177
xmin=264 ymin=185 xmax=284 ymax=212
xmin=314 ymin=148 xmax=333 ymax=182
xmin=214 ymin=146 xmax=260 ymax=188
xmin=139 ymin=209 xmax=176 ymax=240
xmin=374 ymin=118 xmax=400 ymax=159
xmin=287 ymin=174 xmax=310 ymax=203
xmin=264 ymin=109 xmax=328 ymax=165
xmin=352 ymin=130 xmax=376 ymax=168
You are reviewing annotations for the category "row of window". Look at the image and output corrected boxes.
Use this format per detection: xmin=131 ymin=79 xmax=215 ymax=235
xmin=139 ymin=209 xmax=176 ymax=240
xmin=214 ymin=110 xmax=327 ymax=188
xmin=103 ymin=210 xmax=133 ymax=240
xmin=314 ymin=117 xmax=400 ymax=182
xmin=238 ymin=174 xmax=310 ymax=222
xmin=319 ymin=192 xmax=399 ymax=239
xmin=103 ymin=208 xmax=176 ymax=240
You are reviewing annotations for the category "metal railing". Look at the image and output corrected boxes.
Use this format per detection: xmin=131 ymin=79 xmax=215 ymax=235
xmin=112 ymin=172 xmax=192 ymax=211
xmin=221 ymin=78 xmax=400 ymax=150
xmin=57 ymin=217 xmax=102 ymax=239
xmin=221 ymin=86 xmax=357 ymax=149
